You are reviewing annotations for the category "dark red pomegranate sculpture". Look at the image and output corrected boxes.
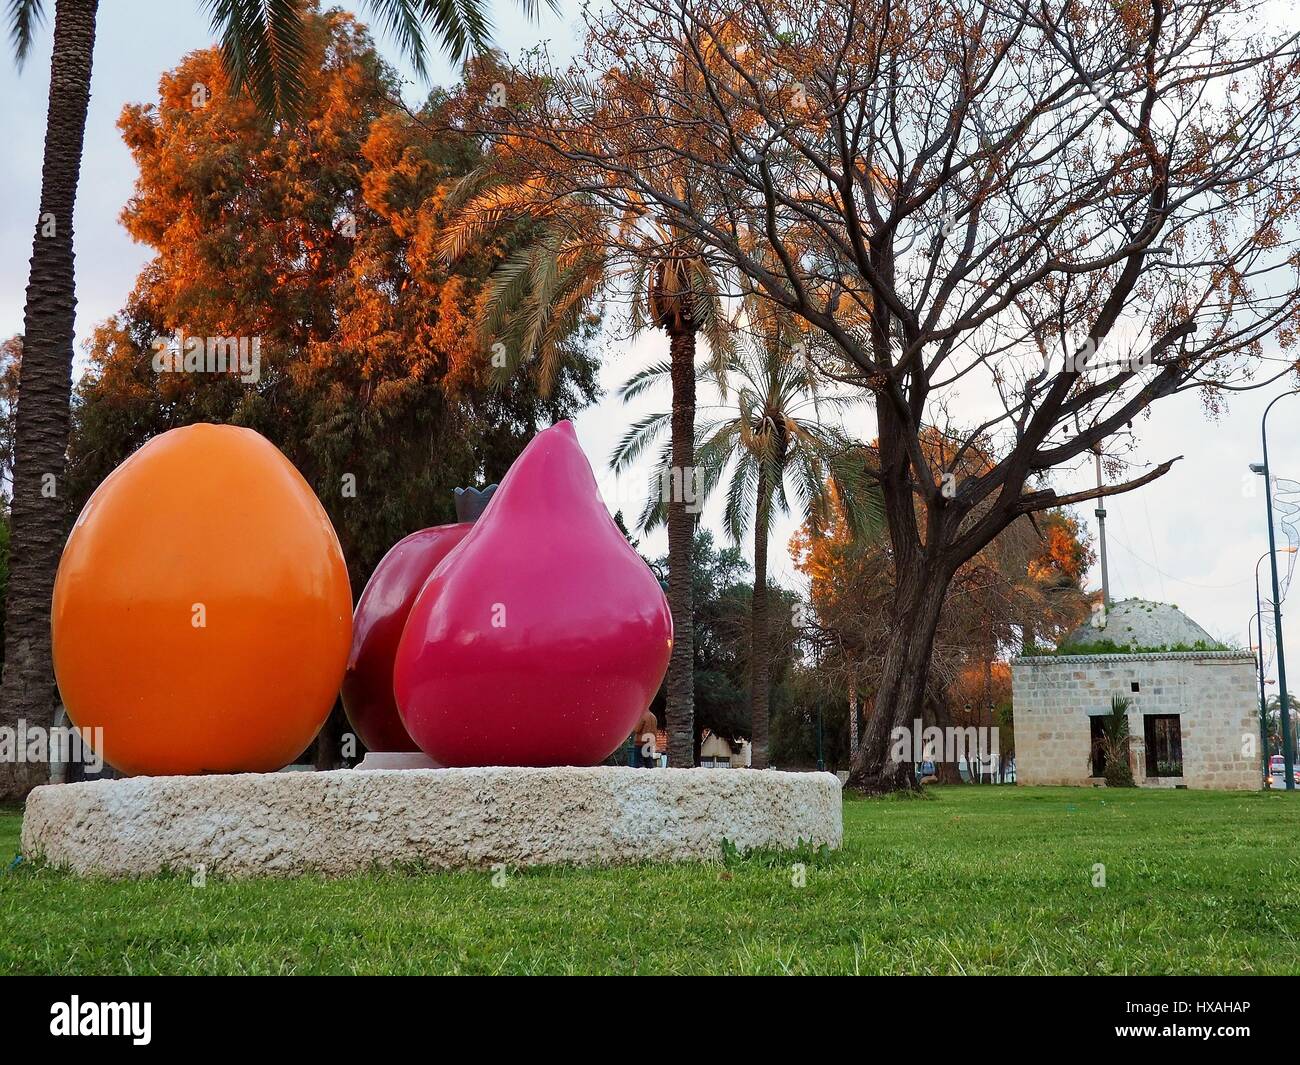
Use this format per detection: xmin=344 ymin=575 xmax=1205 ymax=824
xmin=341 ymin=486 xmax=495 ymax=753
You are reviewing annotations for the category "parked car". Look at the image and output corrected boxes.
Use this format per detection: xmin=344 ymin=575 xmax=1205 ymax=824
xmin=1266 ymin=755 xmax=1300 ymax=787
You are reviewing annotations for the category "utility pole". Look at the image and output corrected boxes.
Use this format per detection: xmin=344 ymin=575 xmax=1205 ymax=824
xmin=1094 ymin=447 xmax=1111 ymax=607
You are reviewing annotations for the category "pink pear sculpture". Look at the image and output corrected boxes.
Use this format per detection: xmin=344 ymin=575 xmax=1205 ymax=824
xmin=394 ymin=420 xmax=672 ymax=766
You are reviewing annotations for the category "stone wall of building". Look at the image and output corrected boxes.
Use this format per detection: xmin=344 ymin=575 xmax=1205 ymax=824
xmin=1011 ymin=651 xmax=1261 ymax=790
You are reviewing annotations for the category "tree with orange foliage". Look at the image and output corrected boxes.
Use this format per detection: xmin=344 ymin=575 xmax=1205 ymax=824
xmin=66 ymin=10 xmax=597 ymax=589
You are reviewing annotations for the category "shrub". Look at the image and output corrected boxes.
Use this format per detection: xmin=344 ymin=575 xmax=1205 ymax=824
xmin=1091 ymin=695 xmax=1137 ymax=788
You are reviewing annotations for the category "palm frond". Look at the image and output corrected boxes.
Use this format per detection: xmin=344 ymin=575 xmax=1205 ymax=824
xmin=688 ymin=255 xmax=735 ymax=381
xmin=6 ymin=0 xmax=43 ymax=65
xmin=786 ymin=448 xmax=824 ymax=522
xmin=626 ymin=254 xmax=655 ymax=335
xmin=825 ymin=444 xmax=883 ymax=540
xmin=437 ymin=175 xmax=562 ymax=262
xmin=478 ymin=249 xmax=537 ymax=348
xmin=616 ymin=359 xmax=673 ymax=402
xmin=442 ymin=163 xmax=495 ymax=214
xmin=694 ymin=423 xmax=740 ymax=505
xmin=721 ymin=453 xmax=758 ymax=544
xmin=609 ymin=410 xmax=673 ymax=474
xmin=204 ymin=0 xmax=311 ymax=119
xmin=512 ymin=0 xmax=561 ymax=16
xmin=516 ymin=234 xmax=563 ymax=375
xmin=528 ymin=252 xmax=604 ymax=391
xmin=363 ymin=0 xmax=436 ymax=77
xmin=363 ymin=0 xmax=490 ymax=69
xmin=635 ymin=438 xmax=676 ymax=533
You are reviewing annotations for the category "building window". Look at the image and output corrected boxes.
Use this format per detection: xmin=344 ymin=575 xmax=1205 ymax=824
xmin=1131 ymin=681 xmax=1140 ymax=693
xmin=1143 ymin=714 xmax=1183 ymax=777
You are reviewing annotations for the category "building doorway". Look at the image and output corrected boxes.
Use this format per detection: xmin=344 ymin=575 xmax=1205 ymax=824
xmin=1089 ymin=716 xmax=1106 ymax=777
xmin=1143 ymin=714 xmax=1184 ymax=778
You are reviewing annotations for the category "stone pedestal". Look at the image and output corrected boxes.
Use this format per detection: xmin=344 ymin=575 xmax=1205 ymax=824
xmin=21 ymin=766 xmax=842 ymax=878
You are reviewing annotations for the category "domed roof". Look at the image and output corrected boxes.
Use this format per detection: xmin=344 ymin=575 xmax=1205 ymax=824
xmin=1059 ymin=598 xmax=1220 ymax=653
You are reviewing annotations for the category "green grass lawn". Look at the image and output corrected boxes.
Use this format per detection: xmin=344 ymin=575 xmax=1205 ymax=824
xmin=2 ymin=785 xmax=1298 ymax=974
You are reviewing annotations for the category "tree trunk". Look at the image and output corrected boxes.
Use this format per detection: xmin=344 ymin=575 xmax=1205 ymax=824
xmin=846 ymin=560 xmax=952 ymax=794
xmin=976 ymin=645 xmax=993 ymax=783
xmin=313 ymin=703 xmax=346 ymax=770
xmin=0 ymin=0 xmax=99 ymax=803
xmin=665 ymin=328 xmax=696 ymax=768
xmin=749 ymin=467 xmax=771 ymax=769
xmin=847 ymin=672 xmax=859 ymax=761
xmin=931 ymin=696 xmax=963 ymax=785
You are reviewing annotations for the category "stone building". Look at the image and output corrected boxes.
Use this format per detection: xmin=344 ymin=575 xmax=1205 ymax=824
xmin=1011 ymin=599 xmax=1260 ymax=790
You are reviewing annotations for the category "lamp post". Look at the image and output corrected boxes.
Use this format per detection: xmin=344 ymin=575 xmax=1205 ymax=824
xmin=1254 ymin=549 xmax=1297 ymax=756
xmin=1248 ymin=567 xmax=1291 ymax=784
xmin=1254 ymin=524 xmax=1298 ymax=789
xmin=1251 ymin=389 xmax=1300 ymax=790
xmin=1249 ymin=610 xmax=1269 ymax=783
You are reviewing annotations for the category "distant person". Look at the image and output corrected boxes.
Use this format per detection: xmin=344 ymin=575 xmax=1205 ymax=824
xmin=633 ymin=709 xmax=659 ymax=768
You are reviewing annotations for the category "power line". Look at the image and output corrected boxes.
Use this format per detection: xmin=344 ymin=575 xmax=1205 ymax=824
xmin=1141 ymin=491 xmax=1166 ymax=601
xmin=1108 ymin=534 xmax=1252 ymax=590
xmin=1113 ymin=498 xmax=1147 ymax=599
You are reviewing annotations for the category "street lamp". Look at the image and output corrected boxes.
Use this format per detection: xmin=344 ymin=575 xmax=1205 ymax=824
xmin=1249 ymin=610 xmax=1270 ymax=783
xmin=1249 ymin=570 xmax=1292 ymax=785
xmin=1251 ymin=388 xmax=1300 ymax=790
xmin=1255 ymin=542 xmax=1298 ymax=784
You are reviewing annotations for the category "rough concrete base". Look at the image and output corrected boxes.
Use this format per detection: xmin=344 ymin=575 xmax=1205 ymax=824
xmin=21 ymin=766 xmax=842 ymax=879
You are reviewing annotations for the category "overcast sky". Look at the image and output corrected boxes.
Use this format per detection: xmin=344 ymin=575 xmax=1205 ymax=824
xmin=4 ymin=0 xmax=1300 ymax=685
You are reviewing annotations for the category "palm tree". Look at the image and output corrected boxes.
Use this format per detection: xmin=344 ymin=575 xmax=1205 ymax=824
xmin=612 ymin=321 xmax=879 ymax=768
xmin=0 ymin=0 xmax=551 ymax=800
xmin=440 ymin=170 xmax=731 ymax=770
xmin=635 ymin=236 xmax=732 ymax=769
xmin=1088 ymin=695 xmax=1136 ymax=787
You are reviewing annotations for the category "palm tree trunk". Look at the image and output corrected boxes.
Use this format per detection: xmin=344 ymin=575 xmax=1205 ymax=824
xmin=0 ymin=0 xmax=99 ymax=802
xmin=749 ymin=466 xmax=771 ymax=769
xmin=665 ymin=328 xmax=696 ymax=768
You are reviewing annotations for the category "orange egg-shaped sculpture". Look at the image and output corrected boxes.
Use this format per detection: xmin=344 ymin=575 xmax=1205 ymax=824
xmin=51 ymin=424 xmax=353 ymax=776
